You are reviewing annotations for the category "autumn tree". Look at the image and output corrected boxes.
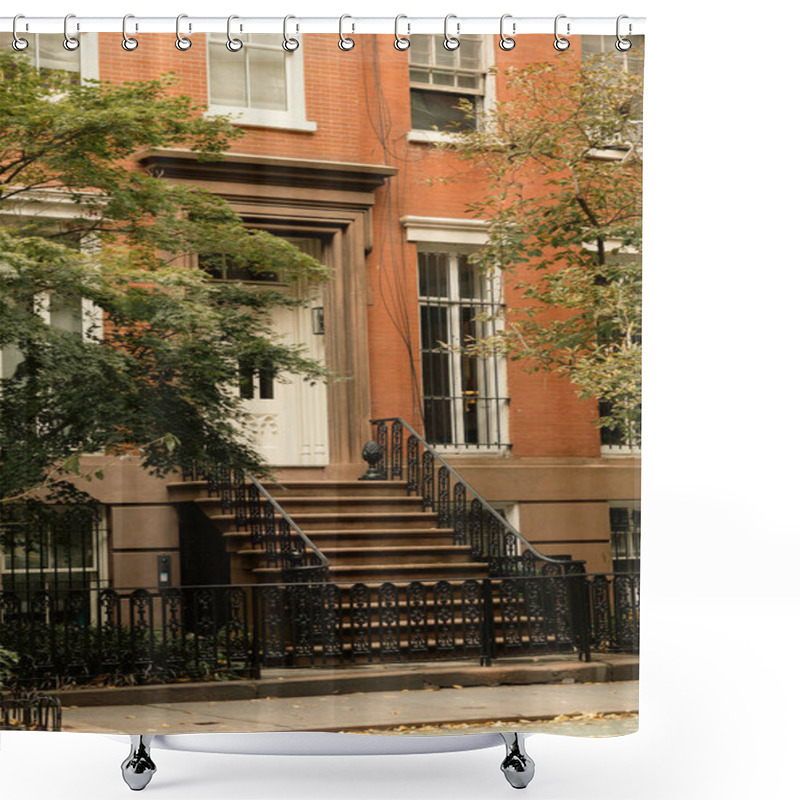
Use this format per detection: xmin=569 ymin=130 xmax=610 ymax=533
xmin=0 ymin=50 xmax=328 ymax=506
xmin=447 ymin=50 xmax=643 ymax=446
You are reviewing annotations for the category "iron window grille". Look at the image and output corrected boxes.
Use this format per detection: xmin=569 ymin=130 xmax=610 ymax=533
xmin=417 ymin=249 xmax=509 ymax=450
xmin=609 ymin=503 xmax=641 ymax=574
xmin=409 ymin=34 xmax=485 ymax=132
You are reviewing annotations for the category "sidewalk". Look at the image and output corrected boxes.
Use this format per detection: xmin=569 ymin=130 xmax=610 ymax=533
xmin=60 ymin=680 xmax=639 ymax=735
xmin=44 ymin=652 xmax=638 ymax=708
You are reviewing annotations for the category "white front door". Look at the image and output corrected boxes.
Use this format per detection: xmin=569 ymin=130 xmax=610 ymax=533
xmin=239 ymin=239 xmax=329 ymax=467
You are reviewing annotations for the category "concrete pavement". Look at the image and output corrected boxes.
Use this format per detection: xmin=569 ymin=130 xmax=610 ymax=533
xmin=60 ymin=680 xmax=638 ymax=736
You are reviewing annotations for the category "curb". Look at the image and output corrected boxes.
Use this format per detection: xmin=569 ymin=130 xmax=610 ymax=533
xmin=32 ymin=655 xmax=638 ymax=708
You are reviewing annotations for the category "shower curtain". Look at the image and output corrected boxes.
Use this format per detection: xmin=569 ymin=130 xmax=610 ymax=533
xmin=0 ymin=26 xmax=641 ymax=750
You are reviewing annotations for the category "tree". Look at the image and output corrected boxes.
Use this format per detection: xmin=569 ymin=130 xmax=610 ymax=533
xmin=0 ymin=51 xmax=329 ymax=506
xmin=446 ymin=52 xmax=643 ymax=447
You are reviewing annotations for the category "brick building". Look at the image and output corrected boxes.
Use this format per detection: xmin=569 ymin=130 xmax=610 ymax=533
xmin=1 ymin=30 xmax=641 ymax=599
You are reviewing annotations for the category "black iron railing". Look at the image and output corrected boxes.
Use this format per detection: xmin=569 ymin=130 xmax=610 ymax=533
xmin=183 ymin=465 xmax=329 ymax=583
xmin=369 ymin=418 xmax=585 ymax=579
xmin=0 ymin=574 xmax=636 ymax=687
xmin=0 ymin=692 xmax=62 ymax=731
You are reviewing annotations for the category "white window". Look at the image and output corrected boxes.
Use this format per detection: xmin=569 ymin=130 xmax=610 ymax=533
xmin=581 ymin=35 xmax=645 ymax=77
xmin=417 ymin=247 xmax=507 ymax=451
xmin=0 ymin=32 xmax=99 ymax=82
xmin=408 ymin=34 xmax=487 ymax=133
xmin=206 ymin=34 xmax=315 ymax=131
xmin=608 ymin=501 xmax=641 ymax=574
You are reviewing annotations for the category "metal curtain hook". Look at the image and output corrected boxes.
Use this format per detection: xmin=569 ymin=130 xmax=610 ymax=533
xmin=122 ymin=15 xmax=139 ymax=51
xmin=553 ymin=14 xmax=570 ymax=51
xmin=176 ymin=13 xmax=192 ymax=50
xmin=443 ymin=13 xmax=460 ymax=51
xmin=394 ymin=15 xmax=410 ymax=51
xmin=339 ymin=15 xmax=355 ymax=51
xmin=283 ymin=15 xmax=299 ymax=51
xmin=63 ymin=13 xmax=80 ymax=51
xmin=616 ymin=14 xmax=632 ymax=51
xmin=226 ymin=15 xmax=243 ymax=52
xmin=12 ymin=15 xmax=29 ymax=51
xmin=499 ymin=14 xmax=515 ymax=51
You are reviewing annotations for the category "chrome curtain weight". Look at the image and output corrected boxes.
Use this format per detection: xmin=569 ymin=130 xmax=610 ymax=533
xmin=553 ymin=14 xmax=570 ymax=51
xmin=12 ymin=14 xmax=28 ymax=51
xmin=63 ymin=13 xmax=79 ymax=51
xmin=175 ymin=14 xmax=192 ymax=50
xmin=122 ymin=14 xmax=138 ymax=51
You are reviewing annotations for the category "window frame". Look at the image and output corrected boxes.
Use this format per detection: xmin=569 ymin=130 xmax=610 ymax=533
xmin=205 ymin=33 xmax=316 ymax=132
xmin=407 ymin=34 xmax=495 ymax=142
xmin=404 ymin=216 xmax=509 ymax=454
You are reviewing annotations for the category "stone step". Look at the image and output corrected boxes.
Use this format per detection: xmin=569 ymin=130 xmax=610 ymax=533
xmin=196 ymin=495 xmax=424 ymax=515
xmin=210 ymin=511 xmax=441 ymax=533
xmin=238 ymin=545 xmax=475 ymax=566
xmin=268 ymin=481 xmax=410 ymax=498
xmin=327 ymin=562 xmax=489 ymax=582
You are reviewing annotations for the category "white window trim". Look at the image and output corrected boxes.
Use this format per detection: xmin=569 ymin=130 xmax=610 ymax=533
xmin=205 ymin=36 xmax=316 ymax=132
xmin=407 ymin=35 xmax=496 ymax=142
xmin=405 ymin=216 xmax=509 ymax=456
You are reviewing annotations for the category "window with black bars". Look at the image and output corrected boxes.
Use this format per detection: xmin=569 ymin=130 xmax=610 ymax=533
xmin=418 ymin=250 xmax=508 ymax=449
xmin=1 ymin=504 xmax=106 ymax=608
xmin=609 ymin=504 xmax=641 ymax=574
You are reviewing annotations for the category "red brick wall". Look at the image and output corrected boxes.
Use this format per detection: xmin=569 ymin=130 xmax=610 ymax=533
xmin=97 ymin=32 xmax=600 ymax=458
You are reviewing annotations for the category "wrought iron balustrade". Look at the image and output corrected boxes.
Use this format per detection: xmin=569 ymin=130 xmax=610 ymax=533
xmin=183 ymin=465 xmax=329 ymax=583
xmin=0 ymin=573 xmax=640 ymax=687
xmin=369 ymin=418 xmax=586 ymax=580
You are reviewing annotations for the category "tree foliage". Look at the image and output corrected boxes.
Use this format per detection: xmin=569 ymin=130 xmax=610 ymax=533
xmin=0 ymin=51 xmax=329 ymax=505
xmin=447 ymin=52 xmax=643 ymax=446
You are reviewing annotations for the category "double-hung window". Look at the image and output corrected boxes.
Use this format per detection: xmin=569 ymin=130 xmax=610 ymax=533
xmin=408 ymin=35 xmax=486 ymax=132
xmin=0 ymin=32 xmax=98 ymax=82
xmin=417 ymin=248 xmax=508 ymax=450
xmin=206 ymin=34 xmax=315 ymax=131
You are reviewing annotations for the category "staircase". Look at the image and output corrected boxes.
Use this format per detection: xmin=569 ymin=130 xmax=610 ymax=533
xmin=168 ymin=478 xmax=489 ymax=584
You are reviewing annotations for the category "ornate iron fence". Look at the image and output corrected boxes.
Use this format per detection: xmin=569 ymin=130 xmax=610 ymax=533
xmin=182 ymin=465 xmax=329 ymax=582
xmin=0 ymin=692 xmax=62 ymax=731
xmin=369 ymin=417 xmax=587 ymax=581
xmin=0 ymin=573 xmax=636 ymax=687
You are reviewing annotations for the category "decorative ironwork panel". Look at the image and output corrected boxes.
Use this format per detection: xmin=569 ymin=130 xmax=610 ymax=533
xmin=348 ymin=583 xmax=372 ymax=659
xmin=421 ymin=450 xmax=435 ymax=510
xmin=452 ymin=483 xmax=467 ymax=545
xmin=260 ymin=585 xmax=286 ymax=661
xmin=129 ymin=589 xmax=155 ymax=668
xmin=589 ymin=575 xmax=612 ymax=650
xmin=498 ymin=579 xmax=522 ymax=648
xmin=613 ymin=573 xmax=640 ymax=651
xmin=160 ymin=588 xmax=185 ymax=669
xmin=433 ymin=581 xmax=455 ymax=654
xmin=390 ymin=420 xmax=404 ymax=479
xmin=406 ymin=436 xmax=420 ymax=495
xmin=375 ymin=421 xmax=388 ymax=479
xmin=406 ymin=582 xmax=429 ymax=655
xmin=319 ymin=583 xmax=343 ymax=660
xmin=377 ymin=582 xmax=400 ymax=659
xmin=461 ymin=580 xmax=483 ymax=651
xmin=289 ymin=585 xmax=315 ymax=660
xmin=224 ymin=587 xmax=249 ymax=664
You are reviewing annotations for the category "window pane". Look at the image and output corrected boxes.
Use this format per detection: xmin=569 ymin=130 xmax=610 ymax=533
xmin=459 ymin=36 xmax=482 ymax=66
xmin=36 ymin=34 xmax=81 ymax=73
xmin=50 ymin=294 xmax=83 ymax=334
xmin=409 ymin=68 xmax=429 ymax=85
xmin=409 ymin=35 xmax=431 ymax=64
xmin=410 ymin=90 xmax=476 ymax=131
xmin=456 ymin=74 xmax=478 ymax=90
xmin=209 ymin=43 xmax=248 ymax=107
xmin=431 ymin=70 xmax=456 ymax=87
xmin=433 ymin=46 xmax=457 ymax=69
xmin=418 ymin=252 xmax=449 ymax=298
xmin=248 ymin=46 xmax=288 ymax=110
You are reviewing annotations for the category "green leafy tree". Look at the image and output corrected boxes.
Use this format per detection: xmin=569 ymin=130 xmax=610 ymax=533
xmin=0 ymin=51 xmax=328 ymax=506
xmin=447 ymin=52 xmax=643 ymax=447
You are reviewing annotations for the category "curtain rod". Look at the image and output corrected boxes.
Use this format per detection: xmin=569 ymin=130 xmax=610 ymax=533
xmin=0 ymin=16 xmax=646 ymax=36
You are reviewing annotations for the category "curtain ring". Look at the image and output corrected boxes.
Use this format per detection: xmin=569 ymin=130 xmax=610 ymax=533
xmin=394 ymin=15 xmax=410 ymax=51
xmin=12 ymin=15 xmax=29 ymax=51
xmin=176 ymin=14 xmax=192 ymax=50
xmin=339 ymin=15 xmax=355 ymax=51
xmin=283 ymin=15 xmax=299 ymax=51
xmin=443 ymin=14 xmax=460 ymax=51
xmin=122 ymin=15 xmax=139 ymax=51
xmin=553 ymin=14 xmax=570 ymax=51
xmin=226 ymin=15 xmax=243 ymax=52
xmin=63 ymin=13 xmax=80 ymax=51
xmin=499 ymin=14 xmax=515 ymax=51
xmin=616 ymin=15 xmax=632 ymax=52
